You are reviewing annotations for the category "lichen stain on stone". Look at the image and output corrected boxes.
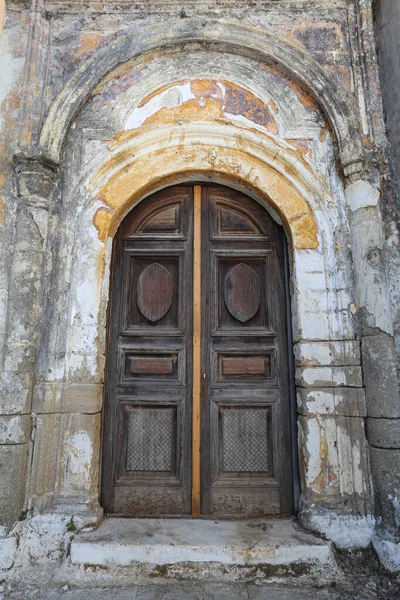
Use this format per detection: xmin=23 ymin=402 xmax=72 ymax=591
xmin=286 ymin=139 xmax=314 ymax=161
xmin=1 ymin=90 xmax=21 ymax=142
xmin=284 ymin=21 xmax=346 ymax=56
xmin=258 ymin=62 xmax=321 ymax=114
xmin=72 ymin=33 xmax=104 ymax=63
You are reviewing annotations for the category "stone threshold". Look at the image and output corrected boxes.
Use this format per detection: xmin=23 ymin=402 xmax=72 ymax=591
xmin=70 ymin=517 xmax=335 ymax=569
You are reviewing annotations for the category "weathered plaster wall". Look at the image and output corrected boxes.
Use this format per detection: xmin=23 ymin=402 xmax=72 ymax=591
xmin=0 ymin=0 xmax=399 ymax=576
xmin=0 ymin=3 xmax=31 ymax=534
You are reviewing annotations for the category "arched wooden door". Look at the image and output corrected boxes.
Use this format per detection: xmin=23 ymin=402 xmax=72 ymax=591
xmin=101 ymin=184 xmax=294 ymax=517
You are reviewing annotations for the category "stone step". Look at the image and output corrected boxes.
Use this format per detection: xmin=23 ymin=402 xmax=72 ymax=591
xmin=70 ymin=517 xmax=337 ymax=579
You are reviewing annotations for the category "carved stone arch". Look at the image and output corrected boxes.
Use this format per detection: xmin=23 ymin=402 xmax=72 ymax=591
xmin=38 ymin=20 xmax=360 ymax=168
xmin=89 ymin=123 xmax=321 ymax=250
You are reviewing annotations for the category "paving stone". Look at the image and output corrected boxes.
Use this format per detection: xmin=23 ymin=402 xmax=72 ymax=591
xmin=5 ymin=589 xmax=138 ymax=600
xmin=4 ymin=584 xmax=376 ymax=600
xmin=203 ymin=582 xmax=249 ymax=599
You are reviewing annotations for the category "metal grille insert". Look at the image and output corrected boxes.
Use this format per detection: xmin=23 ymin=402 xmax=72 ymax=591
xmin=126 ymin=407 xmax=174 ymax=472
xmin=222 ymin=408 xmax=269 ymax=472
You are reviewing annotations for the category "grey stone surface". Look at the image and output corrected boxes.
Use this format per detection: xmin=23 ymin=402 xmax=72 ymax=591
xmin=0 ymin=415 xmax=31 ymax=445
xmin=0 ymin=444 xmax=29 ymax=533
xmin=369 ymin=447 xmax=400 ymax=535
xmin=367 ymin=418 xmax=400 ymax=449
xmin=70 ymin=517 xmax=334 ymax=568
xmin=362 ymin=334 xmax=400 ymax=419
xmin=375 ymin=0 xmax=400 ymax=181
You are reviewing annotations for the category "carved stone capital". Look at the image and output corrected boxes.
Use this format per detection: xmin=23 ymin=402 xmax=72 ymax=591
xmin=342 ymin=148 xmax=383 ymax=186
xmin=13 ymin=154 xmax=58 ymax=207
xmin=342 ymin=159 xmax=365 ymax=184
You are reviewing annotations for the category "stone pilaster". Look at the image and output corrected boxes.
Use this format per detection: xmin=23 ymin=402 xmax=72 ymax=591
xmin=0 ymin=157 xmax=56 ymax=533
xmin=344 ymin=162 xmax=400 ymax=549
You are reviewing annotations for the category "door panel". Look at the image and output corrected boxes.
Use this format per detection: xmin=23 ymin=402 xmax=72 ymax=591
xmin=101 ymin=187 xmax=193 ymax=515
xmin=201 ymin=186 xmax=293 ymax=517
xmin=101 ymin=184 xmax=294 ymax=517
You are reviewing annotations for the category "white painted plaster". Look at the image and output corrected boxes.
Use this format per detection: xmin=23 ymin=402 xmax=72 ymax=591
xmin=69 ymin=432 xmax=93 ymax=485
xmin=308 ymin=513 xmax=375 ymax=549
xmin=0 ymin=537 xmax=17 ymax=570
xmin=302 ymin=418 xmax=323 ymax=489
xmin=345 ymin=180 xmax=380 ymax=212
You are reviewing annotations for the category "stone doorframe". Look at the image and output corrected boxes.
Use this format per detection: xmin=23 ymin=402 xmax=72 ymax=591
xmin=3 ymin=17 xmax=399 ymax=559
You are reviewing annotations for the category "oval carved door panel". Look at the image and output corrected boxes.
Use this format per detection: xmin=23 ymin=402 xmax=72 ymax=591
xmin=224 ymin=262 xmax=261 ymax=323
xmin=137 ymin=262 xmax=174 ymax=322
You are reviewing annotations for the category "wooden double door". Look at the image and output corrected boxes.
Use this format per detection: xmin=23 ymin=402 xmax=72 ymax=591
xmin=101 ymin=184 xmax=294 ymax=517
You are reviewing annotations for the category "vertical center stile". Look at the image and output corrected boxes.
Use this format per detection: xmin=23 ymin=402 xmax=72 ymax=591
xmin=192 ymin=185 xmax=202 ymax=515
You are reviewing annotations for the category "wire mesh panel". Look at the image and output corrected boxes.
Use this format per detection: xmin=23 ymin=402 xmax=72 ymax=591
xmin=221 ymin=407 xmax=271 ymax=473
xmin=126 ymin=406 xmax=175 ymax=472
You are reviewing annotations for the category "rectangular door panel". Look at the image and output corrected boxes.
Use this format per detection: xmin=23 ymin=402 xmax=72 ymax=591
xmin=101 ymin=186 xmax=194 ymax=516
xmin=201 ymin=186 xmax=293 ymax=517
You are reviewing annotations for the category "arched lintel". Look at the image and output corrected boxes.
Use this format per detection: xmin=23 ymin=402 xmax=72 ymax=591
xmin=92 ymin=144 xmax=319 ymax=251
xmin=38 ymin=20 xmax=361 ymax=169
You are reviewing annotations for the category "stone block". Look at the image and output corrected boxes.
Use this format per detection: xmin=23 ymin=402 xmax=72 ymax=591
xmin=293 ymin=249 xmax=326 ymax=276
xmin=66 ymin=352 xmax=105 ymax=384
xmin=367 ymin=418 xmax=400 ymax=449
xmin=63 ymin=383 xmax=103 ymax=414
xmin=298 ymin=415 xmax=369 ymax=503
xmin=29 ymin=413 xmax=61 ymax=502
xmin=32 ymin=382 xmax=103 ymax=414
xmin=69 ymin=517 xmax=334 ymax=568
xmin=57 ymin=413 xmax=101 ymax=498
xmin=0 ymin=371 xmax=31 ymax=415
xmin=362 ymin=334 xmax=400 ymax=418
xmin=295 ymin=366 xmax=363 ymax=388
xmin=32 ymin=381 xmax=64 ymax=413
xmin=67 ymin=324 xmax=105 ymax=356
xmin=297 ymin=387 xmax=366 ymax=417
xmin=0 ymin=444 xmax=29 ymax=532
xmin=369 ymin=447 xmax=400 ymax=534
xmin=0 ymin=414 xmax=31 ymax=444
xmin=296 ymin=311 xmax=331 ymax=342
xmin=294 ymin=340 xmax=361 ymax=367
xmin=29 ymin=413 xmax=101 ymax=509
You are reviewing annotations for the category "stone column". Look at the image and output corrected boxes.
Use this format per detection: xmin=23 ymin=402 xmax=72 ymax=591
xmin=0 ymin=157 xmax=56 ymax=533
xmin=344 ymin=163 xmax=400 ymax=570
